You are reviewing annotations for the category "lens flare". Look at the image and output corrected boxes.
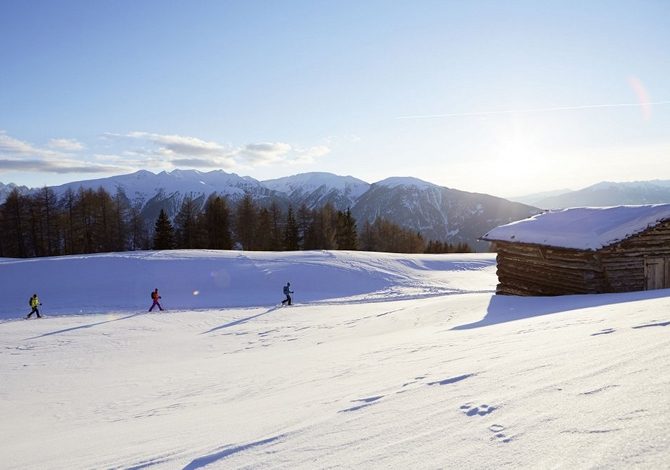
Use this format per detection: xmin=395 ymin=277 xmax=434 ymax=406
xmin=628 ymin=76 xmax=652 ymax=121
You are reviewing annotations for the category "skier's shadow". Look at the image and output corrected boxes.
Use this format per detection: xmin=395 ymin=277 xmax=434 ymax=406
xmin=201 ymin=306 xmax=280 ymax=335
xmin=24 ymin=313 xmax=142 ymax=340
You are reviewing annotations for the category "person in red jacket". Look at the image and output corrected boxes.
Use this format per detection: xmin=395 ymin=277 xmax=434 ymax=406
xmin=149 ymin=288 xmax=164 ymax=312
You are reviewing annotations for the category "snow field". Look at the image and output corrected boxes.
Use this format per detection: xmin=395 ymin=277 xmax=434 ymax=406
xmin=1 ymin=250 xmax=669 ymax=468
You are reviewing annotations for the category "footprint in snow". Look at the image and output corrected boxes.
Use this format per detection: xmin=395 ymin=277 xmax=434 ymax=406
xmin=489 ymin=424 xmax=512 ymax=443
xmin=427 ymin=373 xmax=475 ymax=386
xmin=339 ymin=395 xmax=384 ymax=413
xmin=591 ymin=328 xmax=615 ymax=336
xmin=460 ymin=403 xmax=497 ymax=417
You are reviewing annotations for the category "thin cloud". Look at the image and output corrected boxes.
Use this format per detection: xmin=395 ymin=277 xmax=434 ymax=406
xmin=0 ymin=158 xmax=122 ymax=174
xmin=108 ymin=132 xmax=330 ymax=169
xmin=0 ymin=131 xmax=126 ymax=175
xmin=127 ymin=132 xmax=227 ymax=157
xmin=1 ymin=130 xmax=331 ymax=176
xmin=236 ymin=142 xmax=292 ymax=164
xmin=47 ymin=138 xmax=85 ymax=152
xmin=0 ymin=130 xmax=57 ymax=157
xmin=111 ymin=131 xmax=236 ymax=168
xmin=396 ymin=100 xmax=670 ymax=120
xmin=171 ymin=158 xmax=235 ymax=169
xmin=292 ymin=145 xmax=331 ymax=164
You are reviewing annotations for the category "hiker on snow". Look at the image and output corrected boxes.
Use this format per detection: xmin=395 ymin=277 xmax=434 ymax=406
xmin=281 ymin=282 xmax=294 ymax=306
xmin=27 ymin=294 xmax=42 ymax=319
xmin=149 ymin=288 xmax=164 ymax=312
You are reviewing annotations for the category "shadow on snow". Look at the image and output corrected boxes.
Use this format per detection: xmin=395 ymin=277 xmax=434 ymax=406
xmin=452 ymin=289 xmax=670 ymax=331
xmin=200 ymin=306 xmax=280 ymax=335
xmin=24 ymin=313 xmax=143 ymax=340
xmin=182 ymin=435 xmax=284 ymax=470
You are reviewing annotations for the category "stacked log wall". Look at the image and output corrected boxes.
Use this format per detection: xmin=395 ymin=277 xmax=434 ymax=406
xmin=493 ymin=219 xmax=670 ymax=296
xmin=600 ymin=220 xmax=670 ymax=292
xmin=494 ymin=243 xmax=607 ymax=296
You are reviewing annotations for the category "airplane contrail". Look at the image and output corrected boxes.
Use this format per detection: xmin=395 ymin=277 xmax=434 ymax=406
xmin=396 ymin=100 xmax=670 ymax=120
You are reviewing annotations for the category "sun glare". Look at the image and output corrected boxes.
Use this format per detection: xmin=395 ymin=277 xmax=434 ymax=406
xmin=489 ymin=117 xmax=545 ymax=188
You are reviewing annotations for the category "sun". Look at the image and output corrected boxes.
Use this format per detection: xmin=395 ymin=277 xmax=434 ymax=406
xmin=488 ymin=117 xmax=548 ymax=194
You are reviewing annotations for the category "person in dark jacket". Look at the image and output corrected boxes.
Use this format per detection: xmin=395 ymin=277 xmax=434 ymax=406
xmin=281 ymin=282 xmax=294 ymax=306
xmin=149 ymin=288 xmax=164 ymax=312
xmin=26 ymin=294 xmax=42 ymax=319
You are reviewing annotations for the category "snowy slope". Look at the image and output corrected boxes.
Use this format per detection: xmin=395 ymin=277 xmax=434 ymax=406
xmin=263 ymin=172 xmax=369 ymax=197
xmin=0 ymin=251 xmax=492 ymax=318
xmin=50 ymin=169 xmax=270 ymax=205
xmin=1 ymin=251 xmax=669 ymax=469
xmin=262 ymin=172 xmax=370 ymax=211
xmin=374 ymin=176 xmax=438 ymax=190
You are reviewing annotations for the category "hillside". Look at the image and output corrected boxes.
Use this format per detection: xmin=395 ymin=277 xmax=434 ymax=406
xmin=1 ymin=250 xmax=669 ymax=469
xmin=352 ymin=178 xmax=538 ymax=250
xmin=262 ymin=172 xmax=370 ymax=210
xmin=531 ymin=180 xmax=670 ymax=209
xmin=3 ymin=169 xmax=539 ymax=250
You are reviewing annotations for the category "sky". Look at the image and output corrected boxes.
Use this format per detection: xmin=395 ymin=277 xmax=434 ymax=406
xmin=1 ymin=0 xmax=669 ymax=197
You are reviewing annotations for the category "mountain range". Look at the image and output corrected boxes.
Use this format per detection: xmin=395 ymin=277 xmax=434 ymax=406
xmin=512 ymin=180 xmax=670 ymax=209
xmin=3 ymin=170 xmax=536 ymax=250
xmin=7 ymin=171 xmax=670 ymax=250
xmin=0 ymin=181 xmax=30 ymax=202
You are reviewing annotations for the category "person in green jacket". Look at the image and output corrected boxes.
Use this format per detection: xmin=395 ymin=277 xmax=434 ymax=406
xmin=27 ymin=294 xmax=42 ymax=319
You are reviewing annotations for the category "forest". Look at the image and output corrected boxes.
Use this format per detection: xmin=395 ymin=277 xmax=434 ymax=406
xmin=0 ymin=186 xmax=471 ymax=258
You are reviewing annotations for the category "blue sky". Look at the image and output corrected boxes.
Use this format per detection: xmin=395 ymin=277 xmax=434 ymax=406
xmin=1 ymin=0 xmax=669 ymax=196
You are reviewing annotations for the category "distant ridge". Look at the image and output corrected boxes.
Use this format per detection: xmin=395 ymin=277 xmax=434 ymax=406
xmin=529 ymin=180 xmax=670 ymax=209
xmin=0 ymin=169 xmax=539 ymax=249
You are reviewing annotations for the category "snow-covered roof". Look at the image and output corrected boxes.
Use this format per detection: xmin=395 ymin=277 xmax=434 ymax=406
xmin=482 ymin=204 xmax=670 ymax=251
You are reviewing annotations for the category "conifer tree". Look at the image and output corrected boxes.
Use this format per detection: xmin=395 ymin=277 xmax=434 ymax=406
xmin=269 ymin=201 xmax=283 ymax=251
xmin=153 ymin=209 xmax=175 ymax=250
xmin=235 ymin=194 xmax=257 ymax=250
xmin=60 ymin=188 xmax=77 ymax=255
xmin=38 ymin=186 xmax=60 ymax=256
xmin=356 ymin=217 xmax=425 ymax=253
xmin=111 ymin=189 xmax=130 ymax=252
xmin=336 ymin=208 xmax=358 ymax=250
xmin=174 ymin=196 xmax=201 ymax=248
xmin=201 ymin=194 xmax=232 ymax=249
xmin=128 ymin=204 xmax=150 ymax=250
xmin=283 ymin=206 xmax=299 ymax=250
xmin=1 ymin=188 xmax=28 ymax=257
xmin=305 ymin=203 xmax=337 ymax=250
xmin=256 ymin=207 xmax=273 ymax=251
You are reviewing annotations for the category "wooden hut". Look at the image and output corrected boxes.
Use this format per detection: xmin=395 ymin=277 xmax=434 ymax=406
xmin=481 ymin=205 xmax=670 ymax=296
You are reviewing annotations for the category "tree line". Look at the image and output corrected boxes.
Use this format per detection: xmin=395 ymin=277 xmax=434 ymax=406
xmin=0 ymin=187 xmax=471 ymax=258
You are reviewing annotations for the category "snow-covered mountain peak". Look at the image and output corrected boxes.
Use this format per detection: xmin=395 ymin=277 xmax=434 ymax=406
xmin=262 ymin=172 xmax=370 ymax=210
xmin=263 ymin=172 xmax=369 ymax=194
xmin=374 ymin=176 xmax=437 ymax=190
xmin=170 ymin=169 xmax=204 ymax=179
